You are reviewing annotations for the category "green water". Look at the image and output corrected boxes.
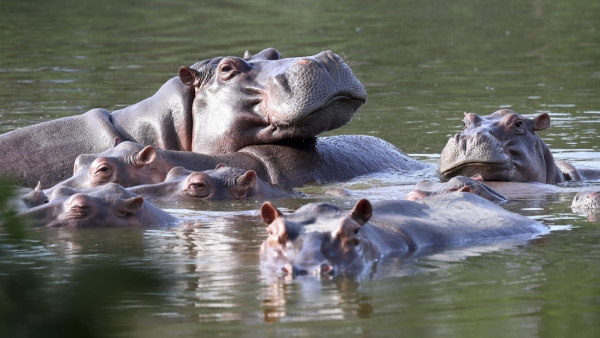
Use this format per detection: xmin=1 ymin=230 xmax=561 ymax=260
xmin=1 ymin=0 xmax=600 ymax=337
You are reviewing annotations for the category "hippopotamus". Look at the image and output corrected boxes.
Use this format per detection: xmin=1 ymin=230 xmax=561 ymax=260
xmin=572 ymin=191 xmax=600 ymax=211
xmin=571 ymin=190 xmax=600 ymax=221
xmin=127 ymin=165 xmax=301 ymax=203
xmin=45 ymin=136 xmax=427 ymax=192
xmin=406 ymin=175 xmax=508 ymax=202
xmin=17 ymin=183 xmax=177 ymax=228
xmin=439 ymin=109 xmax=599 ymax=184
xmin=259 ymin=193 xmax=549 ymax=277
xmin=0 ymin=48 xmax=372 ymax=188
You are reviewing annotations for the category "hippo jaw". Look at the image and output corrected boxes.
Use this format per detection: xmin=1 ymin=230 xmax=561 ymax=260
xmin=180 ymin=48 xmax=367 ymax=154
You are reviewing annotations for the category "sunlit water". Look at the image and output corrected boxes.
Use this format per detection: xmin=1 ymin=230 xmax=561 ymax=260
xmin=1 ymin=0 xmax=600 ymax=337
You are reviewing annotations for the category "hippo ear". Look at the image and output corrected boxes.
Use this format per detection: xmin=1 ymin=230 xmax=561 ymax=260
xmin=35 ymin=181 xmax=42 ymax=191
xmin=237 ymin=170 xmax=257 ymax=189
xmin=215 ymin=163 xmax=227 ymax=169
xmin=261 ymin=201 xmax=282 ymax=225
xmin=533 ymin=113 xmax=551 ymax=131
xmin=112 ymin=137 xmax=122 ymax=147
xmin=117 ymin=196 xmax=144 ymax=216
xmin=243 ymin=50 xmax=251 ymax=59
xmin=336 ymin=219 xmax=362 ymax=247
xmin=178 ymin=66 xmax=200 ymax=87
xmin=135 ymin=146 xmax=157 ymax=167
xmin=349 ymin=199 xmax=372 ymax=226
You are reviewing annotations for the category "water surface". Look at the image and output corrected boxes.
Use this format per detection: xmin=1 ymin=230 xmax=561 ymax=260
xmin=1 ymin=0 xmax=600 ymax=337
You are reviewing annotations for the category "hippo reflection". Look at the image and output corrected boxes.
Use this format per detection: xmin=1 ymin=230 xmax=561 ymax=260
xmin=259 ymin=193 xmax=548 ymax=278
xmin=18 ymin=183 xmax=177 ymax=228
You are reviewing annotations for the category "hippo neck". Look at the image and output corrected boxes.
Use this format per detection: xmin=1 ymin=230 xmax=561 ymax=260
xmin=110 ymin=77 xmax=195 ymax=151
xmin=540 ymin=141 xmax=565 ymax=184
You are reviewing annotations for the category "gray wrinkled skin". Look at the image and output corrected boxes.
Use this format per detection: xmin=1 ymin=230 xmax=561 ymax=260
xmin=259 ymin=193 xmax=549 ymax=278
xmin=439 ymin=109 xmax=565 ymax=184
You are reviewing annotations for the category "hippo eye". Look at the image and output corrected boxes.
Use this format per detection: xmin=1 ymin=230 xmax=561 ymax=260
xmin=515 ymin=120 xmax=523 ymax=128
xmin=188 ymin=182 xmax=211 ymax=198
xmin=218 ymin=61 xmax=239 ymax=81
xmin=93 ymin=164 xmax=112 ymax=179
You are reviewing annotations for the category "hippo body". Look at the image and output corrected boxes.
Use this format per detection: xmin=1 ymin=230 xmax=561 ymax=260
xmin=17 ymin=183 xmax=177 ymax=228
xmin=128 ymin=165 xmax=302 ymax=203
xmin=0 ymin=48 xmax=370 ymax=188
xmin=259 ymin=193 xmax=549 ymax=277
xmin=48 ymin=136 xmax=427 ymax=192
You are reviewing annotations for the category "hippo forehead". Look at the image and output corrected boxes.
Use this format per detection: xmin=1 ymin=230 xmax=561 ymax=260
xmin=282 ymin=203 xmax=345 ymax=234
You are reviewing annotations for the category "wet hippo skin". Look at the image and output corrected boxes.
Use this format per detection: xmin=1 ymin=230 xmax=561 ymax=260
xmin=259 ymin=193 xmax=549 ymax=278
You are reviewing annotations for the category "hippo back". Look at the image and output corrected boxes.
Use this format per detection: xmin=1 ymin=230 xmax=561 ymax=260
xmin=369 ymin=193 xmax=549 ymax=250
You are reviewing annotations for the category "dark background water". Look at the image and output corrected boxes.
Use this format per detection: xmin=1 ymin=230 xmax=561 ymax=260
xmin=1 ymin=0 xmax=600 ymax=337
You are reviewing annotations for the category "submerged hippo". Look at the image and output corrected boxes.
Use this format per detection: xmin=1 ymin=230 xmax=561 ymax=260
xmin=259 ymin=193 xmax=549 ymax=277
xmin=46 ymin=136 xmax=426 ymax=192
xmin=0 ymin=48 xmax=372 ymax=187
xmin=18 ymin=183 xmax=177 ymax=228
xmin=439 ymin=109 xmax=598 ymax=184
xmin=406 ymin=175 xmax=508 ymax=202
xmin=128 ymin=165 xmax=301 ymax=203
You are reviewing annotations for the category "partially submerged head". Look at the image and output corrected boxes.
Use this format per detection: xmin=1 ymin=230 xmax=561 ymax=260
xmin=178 ymin=48 xmax=367 ymax=154
xmin=439 ymin=109 xmax=563 ymax=184
xmin=259 ymin=199 xmax=377 ymax=278
xmin=407 ymin=175 xmax=508 ymax=203
xmin=19 ymin=183 xmax=177 ymax=228
xmin=161 ymin=164 xmax=261 ymax=201
xmin=48 ymin=140 xmax=169 ymax=192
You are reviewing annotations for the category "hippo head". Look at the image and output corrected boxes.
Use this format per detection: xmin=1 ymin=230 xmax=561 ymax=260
xmin=20 ymin=183 xmax=177 ymax=228
xmin=178 ymin=48 xmax=367 ymax=154
xmin=572 ymin=191 xmax=600 ymax=211
xmin=163 ymin=165 xmax=260 ymax=200
xmin=49 ymin=141 xmax=169 ymax=191
xmin=259 ymin=199 xmax=378 ymax=278
xmin=439 ymin=109 xmax=564 ymax=184
xmin=406 ymin=175 xmax=508 ymax=203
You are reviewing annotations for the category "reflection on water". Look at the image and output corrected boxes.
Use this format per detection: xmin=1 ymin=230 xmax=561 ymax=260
xmin=1 ymin=0 xmax=600 ymax=336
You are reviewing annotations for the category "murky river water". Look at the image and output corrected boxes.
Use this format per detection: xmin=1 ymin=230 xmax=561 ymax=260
xmin=1 ymin=0 xmax=600 ymax=337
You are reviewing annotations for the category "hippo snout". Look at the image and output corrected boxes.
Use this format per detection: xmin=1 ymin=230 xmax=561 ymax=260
xmin=282 ymin=262 xmax=334 ymax=277
xmin=439 ymin=132 xmax=510 ymax=180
